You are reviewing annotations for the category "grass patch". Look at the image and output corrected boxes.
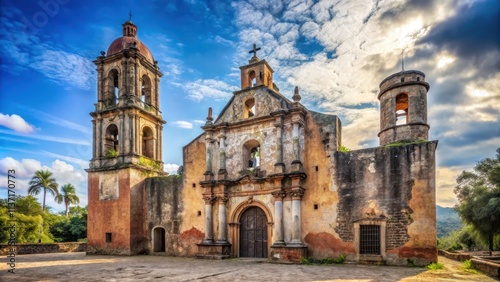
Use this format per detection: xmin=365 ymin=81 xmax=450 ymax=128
xmin=427 ymin=262 xmax=444 ymax=270
xmin=301 ymin=254 xmax=346 ymax=265
xmin=460 ymin=259 xmax=478 ymax=273
xmin=105 ymin=149 xmax=118 ymax=158
xmin=383 ymin=139 xmax=426 ymax=148
xmin=339 ymin=145 xmax=351 ymax=152
xmin=138 ymin=156 xmax=161 ymax=170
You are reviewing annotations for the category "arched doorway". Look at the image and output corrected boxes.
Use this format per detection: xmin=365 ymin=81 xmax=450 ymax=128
xmin=153 ymin=227 xmax=165 ymax=252
xmin=240 ymin=207 xmax=268 ymax=258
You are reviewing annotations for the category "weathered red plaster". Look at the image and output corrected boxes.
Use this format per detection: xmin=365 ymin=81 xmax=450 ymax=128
xmin=304 ymin=232 xmax=356 ymax=258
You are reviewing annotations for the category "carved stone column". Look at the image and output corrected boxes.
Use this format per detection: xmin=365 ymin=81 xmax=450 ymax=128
xmin=218 ymin=134 xmax=227 ymax=177
xmin=291 ymin=121 xmax=303 ymax=172
xmin=289 ymin=189 xmax=304 ymax=245
xmin=92 ymin=120 xmax=96 ymax=159
xmin=274 ymin=117 xmax=285 ymax=173
xmin=271 ymin=190 xmax=286 ymax=246
xmin=202 ymin=195 xmax=215 ymax=244
xmin=216 ymin=196 xmax=229 ymax=243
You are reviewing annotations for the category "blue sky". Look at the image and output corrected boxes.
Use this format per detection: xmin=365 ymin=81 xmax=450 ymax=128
xmin=0 ymin=0 xmax=499 ymax=211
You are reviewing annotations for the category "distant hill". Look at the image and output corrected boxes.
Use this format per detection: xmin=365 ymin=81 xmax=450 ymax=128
xmin=436 ymin=205 xmax=463 ymax=238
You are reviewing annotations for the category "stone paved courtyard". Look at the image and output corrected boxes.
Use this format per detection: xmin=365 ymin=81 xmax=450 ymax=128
xmin=0 ymin=253 xmax=496 ymax=281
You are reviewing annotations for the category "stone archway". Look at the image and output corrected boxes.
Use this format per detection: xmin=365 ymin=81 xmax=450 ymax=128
xmin=240 ymin=206 xmax=268 ymax=258
xmin=153 ymin=227 xmax=165 ymax=252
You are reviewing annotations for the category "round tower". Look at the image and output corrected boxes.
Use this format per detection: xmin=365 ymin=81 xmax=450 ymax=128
xmin=378 ymin=70 xmax=430 ymax=145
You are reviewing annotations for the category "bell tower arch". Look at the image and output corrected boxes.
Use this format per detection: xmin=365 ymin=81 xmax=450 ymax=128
xmin=87 ymin=19 xmax=165 ymax=255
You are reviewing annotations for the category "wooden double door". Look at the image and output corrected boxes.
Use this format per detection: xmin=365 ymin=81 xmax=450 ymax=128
xmin=240 ymin=207 xmax=268 ymax=258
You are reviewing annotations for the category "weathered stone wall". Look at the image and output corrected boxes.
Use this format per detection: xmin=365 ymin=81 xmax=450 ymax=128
xmin=87 ymin=167 xmax=152 ymax=255
xmin=332 ymin=141 xmax=437 ymax=265
xmin=0 ymin=243 xmax=86 ymax=255
xmin=301 ymin=111 xmax=353 ymax=258
xmin=180 ymin=136 xmax=207 ymax=253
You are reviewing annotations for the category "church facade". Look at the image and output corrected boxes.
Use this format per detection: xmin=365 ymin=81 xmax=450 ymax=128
xmin=87 ymin=21 xmax=438 ymax=266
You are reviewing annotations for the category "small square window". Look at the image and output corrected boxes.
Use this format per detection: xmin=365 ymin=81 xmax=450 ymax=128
xmin=192 ymin=183 xmax=196 ymax=188
xmin=314 ymin=204 xmax=318 ymax=210
xmin=106 ymin=233 xmax=112 ymax=243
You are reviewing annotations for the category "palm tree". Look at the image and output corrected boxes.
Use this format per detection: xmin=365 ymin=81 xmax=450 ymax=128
xmin=56 ymin=184 xmax=80 ymax=217
xmin=28 ymin=170 xmax=59 ymax=211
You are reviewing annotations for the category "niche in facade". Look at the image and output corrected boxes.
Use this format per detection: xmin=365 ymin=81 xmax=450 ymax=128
xmin=243 ymin=140 xmax=260 ymax=169
xmin=142 ymin=126 xmax=154 ymax=159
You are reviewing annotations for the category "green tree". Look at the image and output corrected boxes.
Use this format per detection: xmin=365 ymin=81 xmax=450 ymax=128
xmin=454 ymin=148 xmax=500 ymax=254
xmin=28 ymin=170 xmax=59 ymax=211
xmin=55 ymin=184 xmax=80 ymax=217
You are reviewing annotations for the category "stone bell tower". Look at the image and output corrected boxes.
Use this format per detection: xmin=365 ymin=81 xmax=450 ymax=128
xmin=86 ymin=19 xmax=165 ymax=255
xmin=378 ymin=70 xmax=430 ymax=145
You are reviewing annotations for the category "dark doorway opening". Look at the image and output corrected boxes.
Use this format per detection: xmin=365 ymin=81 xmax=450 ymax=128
xmin=240 ymin=207 xmax=268 ymax=258
xmin=153 ymin=227 xmax=166 ymax=252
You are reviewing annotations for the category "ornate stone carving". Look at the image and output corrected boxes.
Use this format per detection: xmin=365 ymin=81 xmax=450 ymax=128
xmin=202 ymin=195 xmax=215 ymax=205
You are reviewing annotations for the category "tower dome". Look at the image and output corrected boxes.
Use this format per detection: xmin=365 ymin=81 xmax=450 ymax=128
xmin=106 ymin=20 xmax=154 ymax=62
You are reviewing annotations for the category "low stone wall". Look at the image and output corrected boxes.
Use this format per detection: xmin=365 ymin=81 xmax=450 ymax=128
xmin=0 ymin=243 xmax=87 ymax=255
xmin=438 ymin=250 xmax=471 ymax=261
xmin=471 ymin=257 xmax=500 ymax=278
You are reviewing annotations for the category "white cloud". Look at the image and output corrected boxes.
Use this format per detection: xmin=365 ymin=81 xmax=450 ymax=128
xmin=0 ymin=157 xmax=87 ymax=211
xmin=0 ymin=113 xmax=35 ymax=133
xmin=164 ymin=163 xmax=180 ymax=174
xmin=0 ymin=128 xmax=91 ymax=146
xmin=182 ymin=79 xmax=238 ymax=101
xmin=172 ymin=121 xmax=194 ymax=129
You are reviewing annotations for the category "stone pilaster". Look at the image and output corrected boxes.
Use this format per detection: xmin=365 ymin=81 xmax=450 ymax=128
xmin=216 ymin=196 xmax=229 ymax=243
xmin=92 ymin=120 xmax=96 ymax=159
xmin=202 ymin=195 xmax=215 ymax=244
xmin=274 ymin=117 xmax=285 ymax=173
xmin=289 ymin=189 xmax=304 ymax=246
xmin=271 ymin=190 xmax=286 ymax=246
xmin=218 ymin=133 xmax=227 ymax=179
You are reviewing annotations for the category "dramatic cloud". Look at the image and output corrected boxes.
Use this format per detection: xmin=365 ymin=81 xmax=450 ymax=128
xmin=182 ymin=79 xmax=238 ymax=101
xmin=228 ymin=0 xmax=500 ymax=206
xmin=0 ymin=7 xmax=95 ymax=89
xmin=0 ymin=113 xmax=35 ymax=133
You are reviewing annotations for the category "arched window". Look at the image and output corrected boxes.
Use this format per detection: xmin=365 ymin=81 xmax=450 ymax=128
xmin=104 ymin=124 xmax=119 ymax=156
xmin=106 ymin=69 xmax=119 ymax=106
xmin=248 ymin=70 xmax=257 ymax=87
xmin=243 ymin=140 xmax=260 ymax=169
xmin=142 ymin=126 xmax=154 ymax=159
xmin=141 ymin=75 xmax=152 ymax=106
xmin=395 ymin=93 xmax=408 ymax=125
xmin=244 ymin=98 xmax=256 ymax=118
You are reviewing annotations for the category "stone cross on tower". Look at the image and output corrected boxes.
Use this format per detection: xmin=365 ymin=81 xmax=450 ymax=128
xmin=249 ymin=44 xmax=261 ymax=59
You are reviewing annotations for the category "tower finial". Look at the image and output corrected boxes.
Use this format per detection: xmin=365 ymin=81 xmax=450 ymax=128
xmin=292 ymin=86 xmax=301 ymax=103
xmin=129 ymin=11 xmax=133 ymax=21
xmin=401 ymin=49 xmax=405 ymax=72
xmin=206 ymin=107 xmax=213 ymax=125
